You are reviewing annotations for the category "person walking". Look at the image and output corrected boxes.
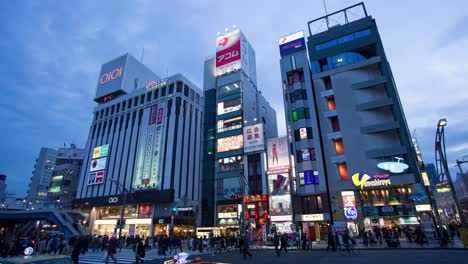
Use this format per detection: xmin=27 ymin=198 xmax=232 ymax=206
xmin=242 ymin=235 xmax=252 ymax=260
xmin=274 ymin=233 xmax=280 ymax=256
xmin=279 ymin=233 xmax=288 ymax=253
xmin=326 ymin=231 xmax=335 ymax=251
xmin=135 ymin=239 xmax=146 ymax=264
xmin=105 ymin=237 xmax=117 ymax=264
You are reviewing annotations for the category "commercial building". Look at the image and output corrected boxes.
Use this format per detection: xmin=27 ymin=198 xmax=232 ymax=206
xmin=46 ymin=145 xmax=85 ymax=209
xmin=74 ymin=53 xmax=203 ymax=237
xmin=280 ymin=3 xmax=429 ymax=237
xmin=278 ymin=31 xmax=330 ymax=241
xmin=27 ymin=148 xmax=57 ymax=208
xmin=202 ymin=29 xmax=278 ymax=237
xmin=306 ymin=3 xmax=428 ymax=234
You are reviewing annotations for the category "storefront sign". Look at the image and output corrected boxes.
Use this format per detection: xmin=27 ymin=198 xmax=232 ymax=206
xmin=352 ymin=173 xmax=391 ymax=189
xmin=177 ymin=206 xmax=194 ymax=212
xmin=362 ymin=205 xmax=416 ymax=217
xmin=415 ymin=204 xmax=432 ymax=212
xmin=243 ymin=123 xmax=264 ymax=153
xmin=377 ymin=158 xmax=409 ymax=173
xmin=344 ymin=207 xmax=358 ymax=220
xmin=271 ymin=215 xmax=292 ymax=222
xmin=301 ymin=214 xmax=324 ymax=221
xmin=399 ymin=217 xmax=419 ymax=225
xmin=218 ymin=212 xmax=238 ymax=219
xmin=158 ymin=219 xmax=164 ymax=224
xmin=108 ymin=197 xmax=119 ymax=204
xmin=341 ymin=191 xmax=358 ymax=220
xmin=421 ymin=172 xmax=430 ymax=186
xmin=436 ymin=187 xmax=451 ymax=193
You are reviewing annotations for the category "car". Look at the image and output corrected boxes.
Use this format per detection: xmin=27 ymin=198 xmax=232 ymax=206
xmin=0 ymin=254 xmax=73 ymax=264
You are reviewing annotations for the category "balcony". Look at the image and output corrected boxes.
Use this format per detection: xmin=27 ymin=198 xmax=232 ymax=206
xmin=361 ymin=121 xmax=400 ymax=134
xmin=323 ymin=110 xmax=338 ymax=118
xmin=351 ymin=76 xmax=387 ymax=90
xmin=356 ymin=98 xmax=393 ymax=111
xmin=366 ymin=146 xmax=407 ymax=159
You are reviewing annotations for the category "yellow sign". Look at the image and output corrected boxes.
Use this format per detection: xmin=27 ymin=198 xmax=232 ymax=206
xmin=352 ymin=173 xmax=391 ymax=189
xmin=436 ymin=187 xmax=451 ymax=193
xmin=93 ymin=146 xmax=101 ymax=159
xmin=421 ymin=172 xmax=430 ymax=186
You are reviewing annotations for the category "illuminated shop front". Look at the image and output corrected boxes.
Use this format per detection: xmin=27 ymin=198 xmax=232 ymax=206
xmin=217 ymin=204 xmax=241 ymax=235
xmin=295 ymin=213 xmax=330 ymax=241
xmin=244 ymin=195 xmax=269 ymax=239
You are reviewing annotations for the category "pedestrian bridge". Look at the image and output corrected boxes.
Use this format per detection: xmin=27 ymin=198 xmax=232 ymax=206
xmin=0 ymin=209 xmax=86 ymax=238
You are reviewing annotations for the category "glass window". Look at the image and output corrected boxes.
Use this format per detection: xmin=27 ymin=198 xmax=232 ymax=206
xmin=184 ymin=85 xmax=189 ymax=97
xmin=217 ymin=98 xmax=241 ymax=115
xmin=169 ymin=84 xmax=174 ymax=95
xmin=161 ymin=86 xmax=166 ymax=97
xmin=217 ymin=116 xmax=242 ymax=133
xmin=292 ymin=111 xmax=298 ymax=122
xmin=176 ymin=81 xmax=182 ymax=93
xmin=315 ymin=29 xmax=371 ymax=51
xmin=218 ymin=81 xmax=241 ymax=96
xmin=218 ymin=155 xmax=243 ymax=173
xmin=287 ymin=69 xmax=304 ymax=85
xmin=290 ymin=89 xmax=308 ymax=103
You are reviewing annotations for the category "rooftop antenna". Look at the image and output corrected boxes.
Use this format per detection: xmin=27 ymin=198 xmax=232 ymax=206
xmin=322 ymin=0 xmax=329 ymax=29
xmin=140 ymin=47 xmax=145 ymax=63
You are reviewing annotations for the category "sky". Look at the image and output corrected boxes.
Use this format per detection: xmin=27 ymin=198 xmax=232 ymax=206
xmin=1 ymin=0 xmax=467 ymax=197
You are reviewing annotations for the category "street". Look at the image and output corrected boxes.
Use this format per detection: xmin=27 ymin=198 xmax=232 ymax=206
xmin=147 ymin=249 xmax=468 ymax=264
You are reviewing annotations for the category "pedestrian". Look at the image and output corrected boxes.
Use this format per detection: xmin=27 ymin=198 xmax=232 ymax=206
xmin=71 ymin=236 xmax=85 ymax=264
xmin=274 ymin=233 xmax=280 ymax=256
xmin=135 ymin=239 xmax=146 ymax=263
xmin=326 ymin=231 xmax=335 ymax=251
xmin=105 ymin=237 xmax=117 ymax=264
xmin=242 ymin=235 xmax=252 ymax=260
xmin=280 ymin=233 xmax=288 ymax=253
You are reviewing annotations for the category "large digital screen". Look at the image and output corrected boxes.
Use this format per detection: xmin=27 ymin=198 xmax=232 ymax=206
xmin=266 ymin=137 xmax=290 ymax=172
xmin=243 ymin=123 xmax=264 ymax=153
xmin=217 ymin=135 xmax=243 ymax=153
xmin=216 ymin=30 xmax=241 ymax=76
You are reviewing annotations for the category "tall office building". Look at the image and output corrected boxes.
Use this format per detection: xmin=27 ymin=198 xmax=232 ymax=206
xmin=281 ymin=3 xmax=428 ymax=237
xmin=278 ymin=31 xmax=330 ymax=241
xmin=27 ymin=147 xmax=57 ymax=207
xmin=74 ymin=53 xmax=204 ymax=237
xmin=202 ymin=29 xmax=278 ymax=236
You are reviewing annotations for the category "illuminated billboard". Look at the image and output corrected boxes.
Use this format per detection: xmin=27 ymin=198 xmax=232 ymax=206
xmin=278 ymin=31 xmax=306 ymax=55
xmin=266 ymin=137 xmax=290 ymax=172
xmin=243 ymin=124 xmax=264 ymax=153
xmin=88 ymin=170 xmax=104 ymax=185
xmin=217 ymin=135 xmax=243 ymax=153
xmin=93 ymin=145 xmax=109 ymax=159
xmin=216 ymin=30 xmax=241 ymax=76
xmin=95 ymin=55 xmax=127 ymax=100
xmin=133 ymin=103 xmax=166 ymax=189
xmin=217 ymin=98 xmax=241 ymax=115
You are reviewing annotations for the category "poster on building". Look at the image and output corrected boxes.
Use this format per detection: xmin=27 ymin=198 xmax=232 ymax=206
xmin=243 ymin=123 xmax=264 ymax=153
xmin=217 ymin=135 xmax=243 ymax=153
xmin=266 ymin=137 xmax=290 ymax=172
xmin=269 ymin=195 xmax=292 ymax=216
xmin=221 ymin=177 xmax=242 ymax=200
xmin=90 ymin=157 xmax=107 ymax=172
xmin=133 ymin=103 xmax=165 ymax=190
xmin=215 ymin=30 xmax=241 ymax=76
xmin=268 ymin=174 xmax=290 ymax=196
xmin=138 ymin=204 xmax=153 ymax=218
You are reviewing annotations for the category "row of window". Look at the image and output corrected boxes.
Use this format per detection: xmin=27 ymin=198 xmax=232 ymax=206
xmin=95 ymin=81 xmax=200 ymax=121
xmin=315 ymin=28 xmax=372 ymax=51
xmin=293 ymin=127 xmax=312 ymax=141
xmin=296 ymin=148 xmax=316 ymax=162
xmin=218 ymin=81 xmax=241 ymax=97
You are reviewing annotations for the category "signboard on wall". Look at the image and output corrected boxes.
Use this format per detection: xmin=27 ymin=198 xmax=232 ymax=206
xmin=95 ymin=55 xmax=127 ymax=100
xmin=57 ymin=148 xmax=85 ymax=160
xmin=243 ymin=124 xmax=264 ymax=153
xmin=137 ymin=204 xmax=153 ymax=218
xmin=278 ymin=31 xmax=306 ymax=56
xmin=217 ymin=135 xmax=243 ymax=153
xmin=89 ymin=157 xmax=107 ymax=172
xmin=266 ymin=136 xmax=290 ymax=172
xmin=93 ymin=145 xmax=109 ymax=159
xmin=88 ymin=171 xmax=104 ymax=185
xmin=216 ymin=30 xmax=242 ymax=76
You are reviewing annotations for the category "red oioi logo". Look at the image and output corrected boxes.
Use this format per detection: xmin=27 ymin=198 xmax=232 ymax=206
xmin=99 ymin=66 xmax=123 ymax=85
xmin=218 ymin=37 xmax=229 ymax=47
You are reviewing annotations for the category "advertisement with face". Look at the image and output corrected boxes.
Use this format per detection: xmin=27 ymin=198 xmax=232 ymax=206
xmin=215 ymin=30 xmax=241 ymax=76
xmin=137 ymin=204 xmax=153 ymax=218
xmin=266 ymin=137 xmax=290 ymax=172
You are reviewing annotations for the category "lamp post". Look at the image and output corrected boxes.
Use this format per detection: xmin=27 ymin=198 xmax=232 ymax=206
xmin=435 ymin=118 xmax=466 ymax=227
xmin=109 ymin=178 xmax=128 ymax=238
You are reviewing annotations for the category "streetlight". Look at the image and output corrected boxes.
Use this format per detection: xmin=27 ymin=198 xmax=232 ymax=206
xmin=435 ymin=118 xmax=466 ymax=227
xmin=109 ymin=178 xmax=128 ymax=239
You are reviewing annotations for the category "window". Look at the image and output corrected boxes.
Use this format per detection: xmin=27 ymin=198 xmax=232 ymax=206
xmin=190 ymin=89 xmax=194 ymax=101
xmin=324 ymin=76 xmax=332 ymax=90
xmin=289 ymin=89 xmax=308 ymax=103
xmin=111 ymin=105 xmax=115 ymax=115
xmin=216 ymin=179 xmax=224 ymax=195
xmin=134 ymin=97 xmax=138 ymax=107
xmin=294 ymin=127 xmax=312 ymax=141
xmin=315 ymin=29 xmax=372 ymax=51
xmin=153 ymin=88 xmax=159 ymax=100
xmin=116 ymin=104 xmax=120 ymax=113
xmin=169 ymin=84 xmax=174 ymax=95
xmin=217 ymin=98 xmax=241 ymax=115
xmin=331 ymin=116 xmax=340 ymax=132
xmin=218 ymin=155 xmax=243 ymax=173
xmin=334 ymin=139 xmax=344 ymax=155
xmin=217 ymin=116 xmax=242 ymax=133
xmin=302 ymin=149 xmax=310 ymax=161
xmin=298 ymin=170 xmax=319 ymax=185
xmin=176 ymin=82 xmax=182 ymax=93
xmin=161 ymin=86 xmax=166 ymax=97
xmin=327 ymin=96 xmax=336 ymax=110
xmin=291 ymin=108 xmax=310 ymax=121
xmin=184 ymin=85 xmax=189 ymax=97
xmin=140 ymin=95 xmax=144 ymax=104
xmin=218 ymin=81 xmax=241 ymax=96
xmin=338 ymin=162 xmax=349 ymax=180
xmin=287 ymin=69 xmax=304 ymax=85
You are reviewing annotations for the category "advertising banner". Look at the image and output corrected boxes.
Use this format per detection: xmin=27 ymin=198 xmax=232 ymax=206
xmin=88 ymin=171 xmax=104 ymax=185
xmin=221 ymin=177 xmax=242 ymax=200
xmin=89 ymin=157 xmax=107 ymax=172
xmin=266 ymin=136 xmax=290 ymax=172
xmin=57 ymin=148 xmax=85 ymax=160
xmin=93 ymin=145 xmax=109 ymax=159
xmin=133 ymin=103 xmax=166 ymax=189
xmin=278 ymin=31 xmax=306 ymax=56
xmin=243 ymin=123 xmax=264 ymax=153
xmin=137 ymin=204 xmax=153 ymax=218
xmin=215 ymin=30 xmax=241 ymax=76
xmin=217 ymin=135 xmax=243 ymax=153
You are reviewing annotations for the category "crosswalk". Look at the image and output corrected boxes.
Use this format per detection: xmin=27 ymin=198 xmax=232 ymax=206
xmin=78 ymin=254 xmax=138 ymax=264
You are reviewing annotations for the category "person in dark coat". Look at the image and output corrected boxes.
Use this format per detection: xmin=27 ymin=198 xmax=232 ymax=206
xmin=279 ymin=233 xmax=288 ymax=253
xmin=274 ymin=233 xmax=280 ymax=256
xmin=135 ymin=239 xmax=145 ymax=263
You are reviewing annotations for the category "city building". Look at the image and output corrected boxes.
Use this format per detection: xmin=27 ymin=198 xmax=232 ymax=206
xmin=27 ymin=148 xmax=57 ymax=208
xmin=278 ymin=31 xmax=330 ymax=241
xmin=202 ymin=29 xmax=278 ymax=237
xmin=0 ymin=175 xmax=6 ymax=203
xmin=46 ymin=145 xmax=85 ymax=209
xmin=74 ymin=53 xmax=204 ymax=237
xmin=298 ymin=3 xmax=427 ymax=235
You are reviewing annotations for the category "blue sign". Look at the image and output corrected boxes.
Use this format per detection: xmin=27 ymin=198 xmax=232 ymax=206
xmin=344 ymin=207 xmax=358 ymax=220
xmin=279 ymin=38 xmax=305 ymax=55
xmin=303 ymin=170 xmax=319 ymax=185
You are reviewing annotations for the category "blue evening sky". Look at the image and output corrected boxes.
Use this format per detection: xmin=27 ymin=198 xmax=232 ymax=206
xmin=1 ymin=0 xmax=467 ymax=196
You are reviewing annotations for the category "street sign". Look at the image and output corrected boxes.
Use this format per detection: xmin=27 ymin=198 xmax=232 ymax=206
xmin=158 ymin=219 xmax=164 ymax=224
